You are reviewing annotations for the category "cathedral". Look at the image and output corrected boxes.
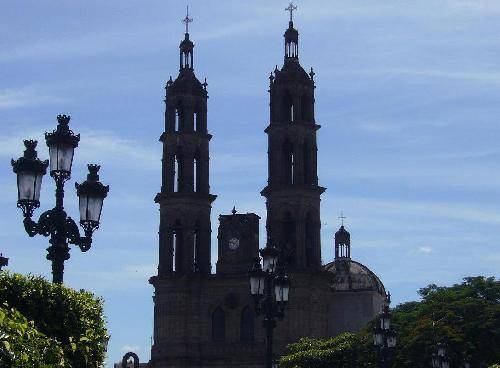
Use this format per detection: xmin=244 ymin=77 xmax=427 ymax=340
xmin=147 ymin=8 xmax=386 ymax=368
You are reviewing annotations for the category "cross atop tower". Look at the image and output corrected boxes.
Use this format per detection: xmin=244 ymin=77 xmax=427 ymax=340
xmin=285 ymin=1 xmax=297 ymax=23
xmin=182 ymin=5 xmax=193 ymax=34
xmin=338 ymin=212 xmax=347 ymax=226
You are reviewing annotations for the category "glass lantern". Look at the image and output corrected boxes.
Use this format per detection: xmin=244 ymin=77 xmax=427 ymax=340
xmin=249 ymin=260 xmax=265 ymax=296
xmin=45 ymin=115 xmax=80 ymax=177
xmin=261 ymin=244 xmax=279 ymax=273
xmin=11 ymin=140 xmax=48 ymax=208
xmin=75 ymin=164 xmax=109 ymax=230
xmin=274 ymin=275 xmax=290 ymax=303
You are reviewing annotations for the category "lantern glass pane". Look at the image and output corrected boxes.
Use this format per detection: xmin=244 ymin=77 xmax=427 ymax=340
xmin=438 ymin=347 xmax=446 ymax=357
xmin=79 ymin=195 xmax=89 ymax=222
xmin=49 ymin=143 xmax=74 ymax=173
xmin=17 ymin=171 xmax=37 ymax=201
xmin=373 ymin=332 xmax=382 ymax=346
xmin=262 ymin=255 xmax=277 ymax=273
xmin=442 ymin=361 xmax=450 ymax=368
xmin=87 ymin=196 xmax=103 ymax=222
xmin=381 ymin=316 xmax=390 ymax=330
xmin=275 ymin=284 xmax=283 ymax=302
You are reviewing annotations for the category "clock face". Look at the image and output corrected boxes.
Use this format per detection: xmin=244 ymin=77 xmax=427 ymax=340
xmin=228 ymin=237 xmax=240 ymax=250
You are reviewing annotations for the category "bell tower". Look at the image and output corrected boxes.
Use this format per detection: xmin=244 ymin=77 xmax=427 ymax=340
xmin=155 ymin=8 xmax=216 ymax=276
xmin=261 ymin=5 xmax=325 ymax=270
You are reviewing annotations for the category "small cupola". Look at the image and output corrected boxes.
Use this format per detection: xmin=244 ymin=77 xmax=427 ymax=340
xmin=284 ymin=2 xmax=299 ymax=60
xmin=335 ymin=214 xmax=351 ymax=259
xmin=179 ymin=6 xmax=194 ymax=71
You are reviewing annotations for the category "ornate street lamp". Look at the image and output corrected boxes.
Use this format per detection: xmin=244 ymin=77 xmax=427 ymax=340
xmin=0 ymin=253 xmax=8 ymax=270
xmin=374 ymin=292 xmax=397 ymax=368
xmin=249 ymin=242 xmax=290 ymax=368
xmin=11 ymin=114 xmax=109 ymax=284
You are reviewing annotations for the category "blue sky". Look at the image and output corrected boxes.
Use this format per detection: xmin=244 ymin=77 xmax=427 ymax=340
xmin=1 ymin=0 xmax=499 ymax=366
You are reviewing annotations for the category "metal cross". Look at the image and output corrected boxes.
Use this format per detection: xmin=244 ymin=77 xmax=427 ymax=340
xmin=338 ymin=212 xmax=347 ymax=226
xmin=285 ymin=2 xmax=297 ymax=22
xmin=182 ymin=5 xmax=193 ymax=34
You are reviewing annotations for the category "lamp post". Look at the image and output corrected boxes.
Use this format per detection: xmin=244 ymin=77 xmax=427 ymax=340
xmin=432 ymin=343 xmax=451 ymax=368
xmin=11 ymin=115 xmax=109 ymax=284
xmin=249 ymin=243 xmax=290 ymax=368
xmin=0 ymin=253 xmax=8 ymax=270
xmin=374 ymin=293 xmax=397 ymax=368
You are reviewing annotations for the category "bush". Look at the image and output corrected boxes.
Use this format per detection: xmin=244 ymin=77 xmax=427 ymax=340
xmin=0 ymin=272 xmax=109 ymax=368
xmin=279 ymin=332 xmax=377 ymax=368
xmin=0 ymin=304 xmax=65 ymax=367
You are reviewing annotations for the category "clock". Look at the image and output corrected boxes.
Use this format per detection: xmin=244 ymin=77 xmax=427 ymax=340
xmin=228 ymin=237 xmax=240 ymax=250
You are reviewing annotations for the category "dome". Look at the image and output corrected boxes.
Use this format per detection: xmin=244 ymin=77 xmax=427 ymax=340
xmin=323 ymin=259 xmax=385 ymax=294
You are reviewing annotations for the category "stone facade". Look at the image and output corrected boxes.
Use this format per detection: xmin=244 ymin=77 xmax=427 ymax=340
xmin=148 ymin=17 xmax=386 ymax=368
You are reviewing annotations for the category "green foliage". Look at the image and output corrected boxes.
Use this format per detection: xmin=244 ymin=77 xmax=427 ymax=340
xmin=278 ymin=332 xmax=377 ymax=368
xmin=0 ymin=304 xmax=65 ymax=368
xmin=392 ymin=276 xmax=500 ymax=368
xmin=0 ymin=272 xmax=109 ymax=368
xmin=279 ymin=276 xmax=499 ymax=368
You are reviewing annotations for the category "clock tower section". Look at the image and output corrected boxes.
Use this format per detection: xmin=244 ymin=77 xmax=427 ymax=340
xmin=155 ymin=25 xmax=216 ymax=277
xmin=261 ymin=17 xmax=325 ymax=271
xmin=216 ymin=208 xmax=260 ymax=275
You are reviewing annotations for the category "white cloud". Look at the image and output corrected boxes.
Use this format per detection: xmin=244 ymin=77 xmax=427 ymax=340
xmin=417 ymin=246 xmax=433 ymax=254
xmin=0 ymin=88 xmax=64 ymax=110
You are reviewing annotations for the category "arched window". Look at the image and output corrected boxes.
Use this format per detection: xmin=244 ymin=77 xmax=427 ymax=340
xmin=283 ymin=94 xmax=293 ymax=123
xmin=283 ymin=140 xmax=294 ymax=184
xmin=212 ymin=307 xmax=225 ymax=341
xmin=176 ymin=148 xmax=184 ymax=192
xmin=240 ymin=306 xmax=255 ymax=342
xmin=173 ymin=220 xmax=183 ymax=273
xmin=193 ymin=220 xmax=200 ymax=272
xmin=175 ymin=103 xmax=184 ymax=132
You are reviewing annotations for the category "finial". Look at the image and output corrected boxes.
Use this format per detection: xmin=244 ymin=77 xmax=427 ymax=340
xmin=202 ymin=78 xmax=208 ymax=90
xmin=231 ymin=206 xmax=237 ymax=215
xmin=182 ymin=5 xmax=193 ymax=34
xmin=57 ymin=114 xmax=71 ymax=125
xmin=87 ymin=164 xmax=101 ymax=181
xmin=285 ymin=2 xmax=298 ymax=23
xmin=338 ymin=212 xmax=347 ymax=226
xmin=309 ymin=67 xmax=315 ymax=80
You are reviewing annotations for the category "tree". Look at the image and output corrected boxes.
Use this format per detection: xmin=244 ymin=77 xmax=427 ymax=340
xmin=0 ymin=272 xmax=109 ymax=368
xmin=392 ymin=276 xmax=500 ymax=367
xmin=279 ymin=276 xmax=500 ymax=368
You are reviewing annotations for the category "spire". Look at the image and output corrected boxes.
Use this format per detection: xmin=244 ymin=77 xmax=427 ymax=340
xmin=179 ymin=6 xmax=194 ymax=71
xmin=335 ymin=215 xmax=351 ymax=259
xmin=284 ymin=2 xmax=299 ymax=60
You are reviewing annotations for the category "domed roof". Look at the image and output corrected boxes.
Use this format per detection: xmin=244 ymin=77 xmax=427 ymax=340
xmin=323 ymin=259 xmax=385 ymax=294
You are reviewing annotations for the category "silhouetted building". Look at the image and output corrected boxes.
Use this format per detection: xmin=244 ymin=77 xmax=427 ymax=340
xmin=148 ymin=13 xmax=385 ymax=368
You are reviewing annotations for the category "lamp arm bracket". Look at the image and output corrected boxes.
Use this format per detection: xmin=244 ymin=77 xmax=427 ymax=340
xmin=23 ymin=209 xmax=54 ymax=237
xmin=23 ymin=217 xmax=38 ymax=237
xmin=65 ymin=216 xmax=92 ymax=252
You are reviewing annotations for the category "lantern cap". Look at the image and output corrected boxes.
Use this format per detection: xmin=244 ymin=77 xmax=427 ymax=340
xmin=11 ymin=140 xmax=48 ymax=174
xmin=75 ymin=164 xmax=109 ymax=198
xmin=45 ymin=114 xmax=80 ymax=148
